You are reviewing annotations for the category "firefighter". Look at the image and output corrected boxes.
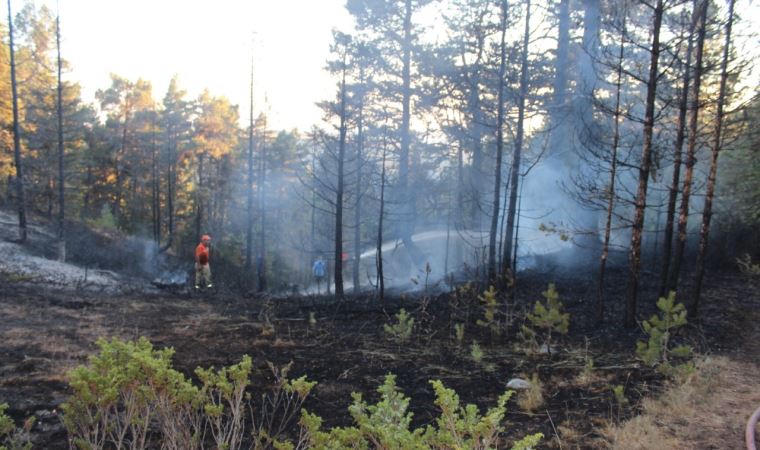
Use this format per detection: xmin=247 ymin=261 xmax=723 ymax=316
xmin=195 ymin=234 xmax=212 ymax=289
xmin=312 ymin=256 xmax=326 ymax=294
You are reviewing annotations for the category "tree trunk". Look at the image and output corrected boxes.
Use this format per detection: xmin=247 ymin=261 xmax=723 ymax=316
xmin=377 ymin=142 xmax=387 ymax=303
xmin=670 ymin=0 xmax=707 ymax=293
xmin=597 ymin=11 xmax=626 ymax=323
xmin=488 ymin=0 xmax=508 ymax=284
xmin=246 ymin=59 xmax=255 ymax=273
xmin=8 ymin=0 xmax=27 ymax=243
xmin=691 ymin=0 xmax=734 ymax=317
xmin=258 ymin=118 xmax=267 ymax=292
xmin=334 ymin=52 xmax=348 ymax=299
xmin=624 ymin=0 xmax=664 ymax=327
xmin=353 ymin=65 xmax=365 ymax=293
xmin=195 ymin=153 xmax=204 ymax=241
xmin=398 ymin=0 xmax=425 ymax=268
xmin=659 ymin=1 xmax=698 ymax=297
xmin=501 ymin=0 xmax=531 ymax=282
xmin=56 ymin=9 xmax=65 ymax=261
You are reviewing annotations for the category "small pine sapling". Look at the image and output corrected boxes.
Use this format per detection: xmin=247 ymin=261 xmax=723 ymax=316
xmin=470 ymin=341 xmax=484 ymax=364
xmin=635 ymin=292 xmax=694 ymax=377
xmin=384 ymin=309 xmax=414 ymax=342
xmin=476 ymin=286 xmax=501 ymax=336
xmin=521 ymin=283 xmax=569 ymax=355
xmin=454 ymin=323 xmax=465 ymax=345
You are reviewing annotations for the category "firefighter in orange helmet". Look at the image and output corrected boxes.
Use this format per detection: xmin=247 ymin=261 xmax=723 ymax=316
xmin=195 ymin=234 xmax=212 ymax=289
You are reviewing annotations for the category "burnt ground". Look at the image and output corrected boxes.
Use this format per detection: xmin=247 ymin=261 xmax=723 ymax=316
xmin=0 ymin=262 xmax=758 ymax=449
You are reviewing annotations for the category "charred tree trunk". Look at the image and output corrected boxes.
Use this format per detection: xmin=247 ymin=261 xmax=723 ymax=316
xmin=597 ymin=11 xmax=627 ymax=323
xmin=501 ymin=0 xmax=531 ymax=283
xmin=377 ymin=142 xmax=387 ymax=303
xmin=113 ymin=108 xmax=131 ymax=223
xmin=151 ymin=113 xmax=160 ymax=249
xmin=56 ymin=10 xmax=65 ymax=261
xmin=353 ymin=65 xmax=366 ymax=293
xmin=257 ymin=119 xmax=268 ymax=292
xmin=624 ymin=0 xmax=664 ymax=328
xmin=659 ymin=1 xmax=698 ymax=297
xmin=488 ymin=0 xmax=508 ymax=284
xmin=691 ymin=0 xmax=734 ymax=317
xmin=8 ymin=0 xmax=27 ymax=243
xmin=195 ymin=153 xmax=205 ymax=241
xmin=246 ymin=59 xmax=255 ymax=273
xmin=162 ymin=128 xmax=176 ymax=252
xmin=670 ymin=0 xmax=707 ymax=293
xmin=334 ymin=52 xmax=349 ymax=299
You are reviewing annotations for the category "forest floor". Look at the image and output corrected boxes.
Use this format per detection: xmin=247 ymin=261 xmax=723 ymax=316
xmin=0 ymin=215 xmax=758 ymax=449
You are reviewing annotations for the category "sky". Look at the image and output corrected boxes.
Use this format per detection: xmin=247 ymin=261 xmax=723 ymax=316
xmin=2 ymin=0 xmax=759 ymax=132
xmin=4 ymin=0 xmax=355 ymax=131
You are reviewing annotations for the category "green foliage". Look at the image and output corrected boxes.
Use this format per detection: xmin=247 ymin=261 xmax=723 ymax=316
xmin=91 ymin=204 xmax=117 ymax=231
xmin=61 ymin=337 xmax=315 ymax=450
xmin=521 ymin=284 xmax=569 ymax=354
xmin=454 ymin=323 xmax=465 ymax=345
xmin=470 ymin=341 xmax=484 ymax=364
xmin=476 ymin=286 xmax=501 ymax=335
xmin=611 ymin=385 xmax=628 ymax=407
xmin=300 ymin=374 xmax=542 ymax=449
xmin=0 ymin=403 xmax=33 ymax=450
xmin=195 ymin=355 xmax=252 ymax=450
xmin=384 ymin=309 xmax=414 ymax=342
xmin=62 ymin=336 xmax=190 ymax=450
xmin=635 ymin=292 xmax=694 ymax=377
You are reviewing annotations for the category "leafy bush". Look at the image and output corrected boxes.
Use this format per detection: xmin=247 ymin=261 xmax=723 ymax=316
xmin=299 ymin=374 xmax=542 ymax=449
xmin=635 ymin=292 xmax=694 ymax=377
xmin=384 ymin=309 xmax=414 ymax=342
xmin=520 ymin=284 xmax=569 ymax=354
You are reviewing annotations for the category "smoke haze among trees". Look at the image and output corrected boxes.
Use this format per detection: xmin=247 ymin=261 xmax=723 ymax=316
xmin=1 ymin=0 xmax=758 ymax=326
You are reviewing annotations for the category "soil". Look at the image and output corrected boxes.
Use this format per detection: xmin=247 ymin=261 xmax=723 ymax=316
xmin=2 ymin=251 xmax=758 ymax=449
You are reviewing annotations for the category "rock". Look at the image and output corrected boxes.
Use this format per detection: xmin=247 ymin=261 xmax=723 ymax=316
xmin=506 ymin=378 xmax=532 ymax=390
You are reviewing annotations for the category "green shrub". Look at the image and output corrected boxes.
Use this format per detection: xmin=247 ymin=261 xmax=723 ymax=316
xmin=384 ymin=309 xmax=414 ymax=342
xmin=0 ymin=404 xmax=33 ymax=450
xmin=299 ymin=374 xmax=542 ymax=450
xmin=635 ymin=292 xmax=694 ymax=377
xmin=62 ymin=337 xmax=315 ymax=450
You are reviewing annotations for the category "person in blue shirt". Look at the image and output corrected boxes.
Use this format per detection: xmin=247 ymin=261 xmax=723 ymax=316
xmin=312 ymin=256 xmax=326 ymax=294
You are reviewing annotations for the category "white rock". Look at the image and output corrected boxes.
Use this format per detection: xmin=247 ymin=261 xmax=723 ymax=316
xmin=506 ymin=378 xmax=532 ymax=390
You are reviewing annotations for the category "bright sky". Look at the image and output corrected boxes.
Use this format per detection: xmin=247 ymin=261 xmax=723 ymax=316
xmin=4 ymin=0 xmax=355 ymax=131
xmin=2 ymin=0 xmax=759 ymax=132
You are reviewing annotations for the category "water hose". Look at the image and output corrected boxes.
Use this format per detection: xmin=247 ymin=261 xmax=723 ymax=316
xmin=747 ymin=405 xmax=760 ymax=450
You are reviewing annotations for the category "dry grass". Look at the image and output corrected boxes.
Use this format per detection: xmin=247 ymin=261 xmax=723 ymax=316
xmin=604 ymin=356 xmax=760 ymax=450
xmin=517 ymin=373 xmax=544 ymax=412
